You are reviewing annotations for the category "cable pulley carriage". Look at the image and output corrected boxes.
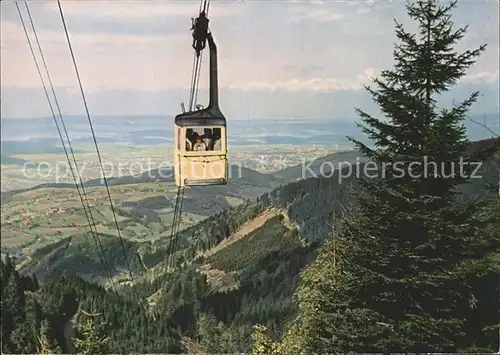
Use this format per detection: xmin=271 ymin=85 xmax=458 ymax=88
xmin=174 ymin=0 xmax=228 ymax=187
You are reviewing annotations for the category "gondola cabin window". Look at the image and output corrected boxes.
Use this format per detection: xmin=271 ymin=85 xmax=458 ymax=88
xmin=185 ymin=127 xmax=222 ymax=151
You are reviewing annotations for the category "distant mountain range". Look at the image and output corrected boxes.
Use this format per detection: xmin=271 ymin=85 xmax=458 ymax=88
xmin=1 ymin=115 xmax=497 ymax=155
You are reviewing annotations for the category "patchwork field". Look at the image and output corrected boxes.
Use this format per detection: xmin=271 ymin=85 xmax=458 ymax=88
xmin=0 ymin=181 xmax=235 ymax=252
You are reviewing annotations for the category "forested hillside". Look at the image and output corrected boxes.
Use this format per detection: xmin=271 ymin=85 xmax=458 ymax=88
xmin=1 ymin=258 xmax=181 ymax=353
xmin=3 ymin=162 xmax=357 ymax=352
xmin=4 ymin=135 xmax=498 ymax=353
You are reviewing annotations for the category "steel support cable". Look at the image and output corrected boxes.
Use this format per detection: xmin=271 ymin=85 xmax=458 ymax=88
xmin=57 ymin=1 xmax=139 ymax=297
xmin=188 ymin=54 xmax=198 ymax=111
xmin=201 ymin=0 xmax=210 ymax=16
xmin=189 ymin=52 xmax=204 ymax=111
xmin=24 ymin=1 xmax=114 ymax=289
xmin=187 ymin=0 xmax=202 ymax=111
xmin=171 ymin=187 xmax=185 ymax=267
xmin=168 ymin=0 xmax=212 ymax=268
xmin=166 ymin=190 xmax=180 ymax=267
xmin=192 ymin=52 xmax=203 ymax=109
xmin=200 ymin=0 xmax=210 ymax=106
xmin=15 ymin=1 xmax=116 ymax=290
xmin=189 ymin=0 xmax=209 ymax=111
xmin=168 ymin=188 xmax=180 ymax=268
xmin=167 ymin=186 xmax=184 ymax=268
xmin=168 ymin=0 xmax=200 ymax=266
xmin=194 ymin=0 xmax=209 ymax=108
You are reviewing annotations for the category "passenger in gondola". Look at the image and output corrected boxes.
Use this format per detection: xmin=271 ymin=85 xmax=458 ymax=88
xmin=201 ymin=128 xmax=213 ymax=150
xmin=193 ymin=134 xmax=207 ymax=151
xmin=209 ymin=128 xmax=221 ymax=150
xmin=185 ymin=128 xmax=195 ymax=150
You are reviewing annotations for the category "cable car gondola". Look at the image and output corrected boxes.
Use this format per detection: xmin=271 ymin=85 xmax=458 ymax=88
xmin=174 ymin=13 xmax=227 ymax=187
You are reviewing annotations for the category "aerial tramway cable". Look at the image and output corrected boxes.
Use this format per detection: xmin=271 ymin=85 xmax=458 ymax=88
xmin=56 ymin=0 xmax=144 ymax=302
xmin=188 ymin=54 xmax=198 ymax=111
xmin=188 ymin=0 xmax=210 ymax=112
xmin=16 ymin=1 xmax=116 ymax=291
xmin=167 ymin=0 xmax=210 ymax=267
xmin=192 ymin=51 xmax=204 ymax=110
xmin=167 ymin=186 xmax=185 ymax=268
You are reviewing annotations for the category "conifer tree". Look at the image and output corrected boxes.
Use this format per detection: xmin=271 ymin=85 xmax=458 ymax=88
xmin=329 ymin=0 xmax=500 ymax=351
xmin=258 ymin=0 xmax=500 ymax=353
xmin=3 ymin=270 xmax=26 ymax=330
xmin=458 ymin=195 xmax=500 ymax=352
xmin=10 ymin=319 xmax=38 ymax=353
xmin=1 ymin=256 xmax=15 ymax=289
xmin=251 ymin=324 xmax=280 ymax=354
xmin=196 ymin=313 xmax=238 ymax=352
xmin=73 ymin=308 xmax=110 ymax=354
xmin=32 ymin=274 xmax=40 ymax=291
xmin=37 ymin=319 xmax=61 ymax=354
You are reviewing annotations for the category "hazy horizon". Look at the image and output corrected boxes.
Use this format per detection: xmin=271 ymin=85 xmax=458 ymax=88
xmin=1 ymin=115 xmax=498 ymax=153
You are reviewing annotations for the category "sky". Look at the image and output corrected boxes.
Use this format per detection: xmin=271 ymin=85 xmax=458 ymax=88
xmin=1 ymin=0 xmax=499 ymax=120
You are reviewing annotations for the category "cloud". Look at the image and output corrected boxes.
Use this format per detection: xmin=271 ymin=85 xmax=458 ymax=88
xmin=229 ymin=68 xmax=378 ymax=92
xmin=1 ymin=1 xmax=498 ymax=119
xmin=1 ymin=19 xmax=182 ymax=45
xmin=357 ymin=7 xmax=372 ymax=14
xmin=282 ymin=65 xmax=326 ymax=77
xmin=1 ymin=19 xmax=186 ymax=90
xmin=41 ymin=1 xmax=243 ymax=20
xmin=462 ymin=70 xmax=500 ymax=84
xmin=288 ymin=4 xmax=345 ymax=23
xmin=300 ymin=9 xmax=344 ymax=22
xmin=1 ymin=1 xmax=245 ymax=38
